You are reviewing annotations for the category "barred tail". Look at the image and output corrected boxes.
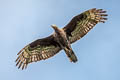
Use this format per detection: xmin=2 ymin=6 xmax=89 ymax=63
xmin=64 ymin=47 xmax=77 ymax=63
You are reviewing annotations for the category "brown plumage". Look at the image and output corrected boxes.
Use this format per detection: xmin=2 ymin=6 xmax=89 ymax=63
xmin=15 ymin=8 xmax=108 ymax=70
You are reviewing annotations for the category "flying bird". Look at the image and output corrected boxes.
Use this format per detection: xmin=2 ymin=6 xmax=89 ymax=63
xmin=15 ymin=8 xmax=108 ymax=70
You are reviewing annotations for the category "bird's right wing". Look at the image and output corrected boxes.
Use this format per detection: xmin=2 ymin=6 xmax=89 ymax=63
xmin=63 ymin=8 xmax=108 ymax=43
xmin=15 ymin=35 xmax=61 ymax=70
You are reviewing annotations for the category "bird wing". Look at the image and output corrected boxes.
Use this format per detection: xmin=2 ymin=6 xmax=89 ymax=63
xmin=15 ymin=35 xmax=61 ymax=70
xmin=63 ymin=8 xmax=108 ymax=43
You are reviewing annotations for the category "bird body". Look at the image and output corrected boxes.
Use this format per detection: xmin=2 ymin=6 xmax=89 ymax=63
xmin=52 ymin=25 xmax=77 ymax=62
xmin=15 ymin=8 xmax=108 ymax=70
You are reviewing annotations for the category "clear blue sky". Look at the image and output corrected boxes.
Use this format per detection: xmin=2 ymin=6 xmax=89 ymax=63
xmin=0 ymin=0 xmax=120 ymax=80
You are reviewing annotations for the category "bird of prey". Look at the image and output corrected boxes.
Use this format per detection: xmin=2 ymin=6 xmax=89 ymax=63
xmin=15 ymin=8 xmax=108 ymax=70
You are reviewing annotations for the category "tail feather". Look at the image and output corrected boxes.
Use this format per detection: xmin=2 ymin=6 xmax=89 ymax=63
xmin=64 ymin=48 xmax=77 ymax=63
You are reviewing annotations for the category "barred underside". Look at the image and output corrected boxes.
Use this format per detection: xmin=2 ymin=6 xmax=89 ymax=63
xmin=67 ymin=8 xmax=108 ymax=43
xmin=15 ymin=44 xmax=61 ymax=70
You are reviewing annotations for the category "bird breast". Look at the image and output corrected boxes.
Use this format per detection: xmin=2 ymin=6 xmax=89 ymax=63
xmin=54 ymin=29 xmax=69 ymax=48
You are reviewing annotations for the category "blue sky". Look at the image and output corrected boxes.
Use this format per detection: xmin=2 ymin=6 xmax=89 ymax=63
xmin=0 ymin=0 xmax=120 ymax=80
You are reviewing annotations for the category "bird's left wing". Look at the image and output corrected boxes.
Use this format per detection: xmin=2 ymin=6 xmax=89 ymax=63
xmin=15 ymin=35 xmax=61 ymax=70
xmin=63 ymin=8 xmax=108 ymax=43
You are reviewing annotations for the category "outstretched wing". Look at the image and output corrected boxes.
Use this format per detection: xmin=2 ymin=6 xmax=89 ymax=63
xmin=63 ymin=8 xmax=108 ymax=43
xmin=15 ymin=35 xmax=61 ymax=70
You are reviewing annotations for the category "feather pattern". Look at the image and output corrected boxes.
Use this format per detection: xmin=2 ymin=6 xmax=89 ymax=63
xmin=15 ymin=35 xmax=61 ymax=70
xmin=63 ymin=8 xmax=108 ymax=43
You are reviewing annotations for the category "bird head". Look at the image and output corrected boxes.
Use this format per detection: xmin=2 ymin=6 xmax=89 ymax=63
xmin=51 ymin=24 xmax=59 ymax=31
